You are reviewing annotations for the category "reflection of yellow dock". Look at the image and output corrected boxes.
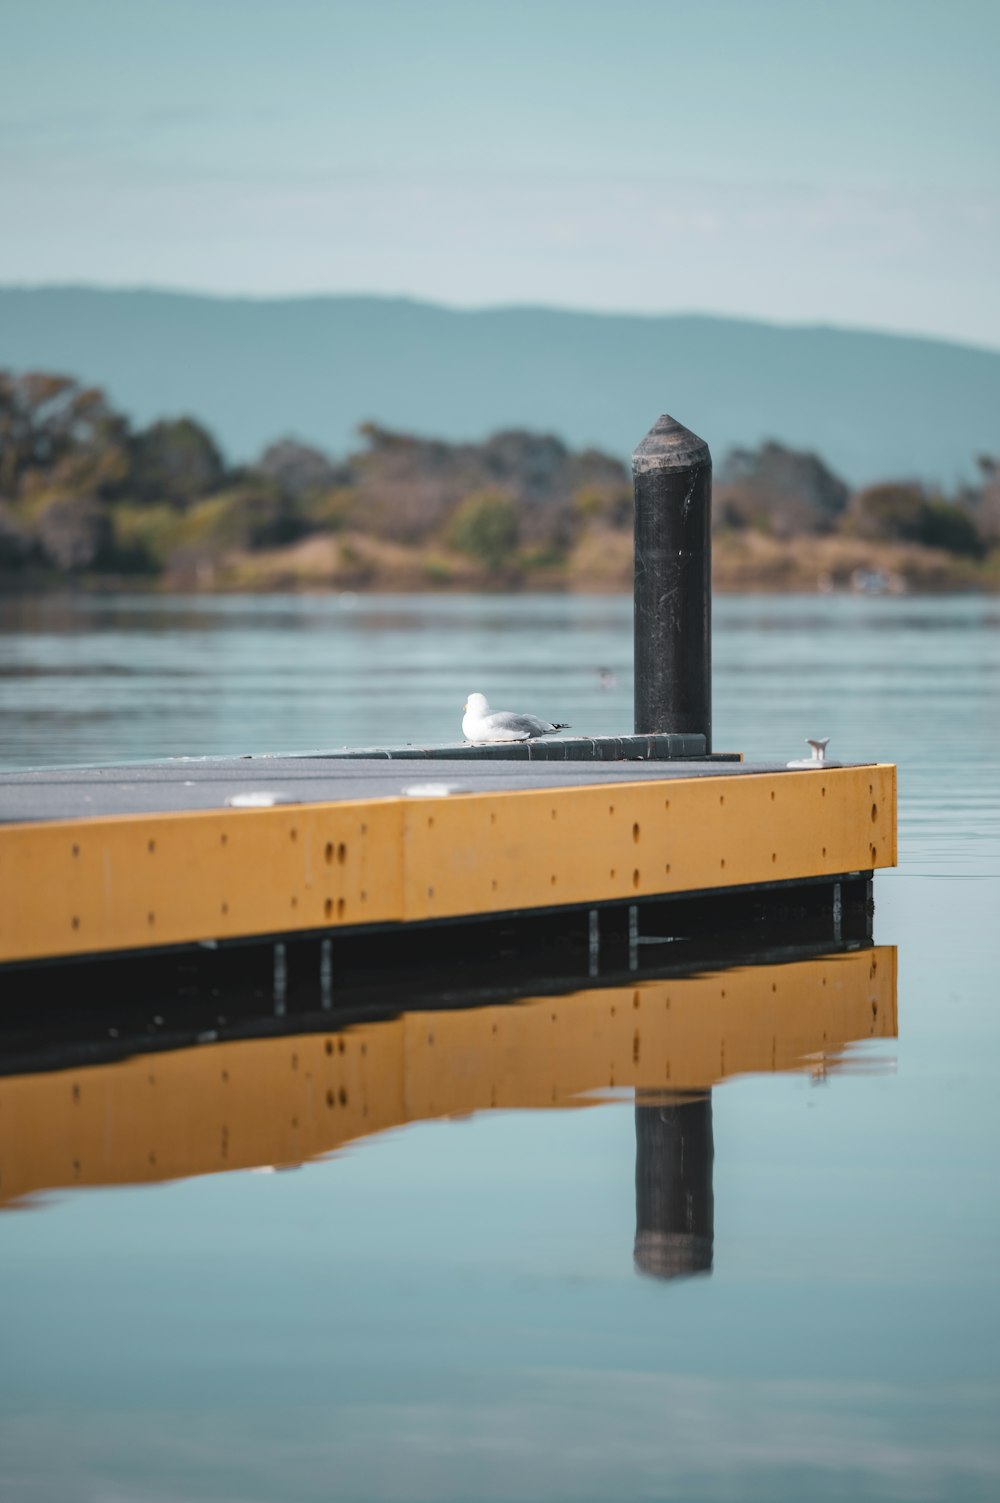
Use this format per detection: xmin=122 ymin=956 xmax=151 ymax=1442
xmin=0 ymin=948 xmax=895 ymax=1208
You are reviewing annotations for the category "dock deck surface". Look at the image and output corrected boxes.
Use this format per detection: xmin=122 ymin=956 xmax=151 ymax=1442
xmin=1 ymin=754 xmax=839 ymax=824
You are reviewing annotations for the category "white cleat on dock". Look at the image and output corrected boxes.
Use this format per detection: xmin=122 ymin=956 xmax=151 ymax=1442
xmin=462 ymin=692 xmax=570 ymax=744
xmin=787 ymin=737 xmax=831 ymax=769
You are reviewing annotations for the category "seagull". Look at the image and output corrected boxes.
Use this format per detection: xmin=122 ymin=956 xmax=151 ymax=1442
xmin=462 ymin=692 xmax=570 ymax=744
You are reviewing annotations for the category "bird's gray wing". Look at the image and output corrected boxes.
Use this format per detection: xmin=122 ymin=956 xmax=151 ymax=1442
xmin=485 ymin=711 xmax=553 ymax=737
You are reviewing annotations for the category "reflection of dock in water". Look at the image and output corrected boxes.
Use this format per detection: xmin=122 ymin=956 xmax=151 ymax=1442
xmin=0 ymin=948 xmax=895 ymax=1210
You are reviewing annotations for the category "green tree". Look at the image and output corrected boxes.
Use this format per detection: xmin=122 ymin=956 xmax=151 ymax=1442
xmin=966 ymin=457 xmax=1000 ymax=549
xmin=178 ymin=482 xmax=306 ymax=552
xmin=128 ymin=418 xmax=225 ymax=506
xmin=447 ymin=491 xmax=520 ymax=572
xmin=573 ymin=482 xmax=632 ymax=529
xmin=716 ymin=441 xmax=850 ymax=536
xmin=848 ymin=484 xmax=983 ymax=557
xmin=0 ymin=372 xmax=128 ymax=500
xmin=254 ymin=438 xmax=339 ymax=499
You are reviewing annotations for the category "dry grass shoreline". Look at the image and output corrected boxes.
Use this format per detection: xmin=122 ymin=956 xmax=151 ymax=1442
xmin=4 ymin=528 xmax=997 ymax=597
xmin=150 ymin=528 xmax=1000 ymax=594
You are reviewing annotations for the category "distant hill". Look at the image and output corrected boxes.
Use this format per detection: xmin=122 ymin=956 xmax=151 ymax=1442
xmin=1 ymin=286 xmax=998 ymax=485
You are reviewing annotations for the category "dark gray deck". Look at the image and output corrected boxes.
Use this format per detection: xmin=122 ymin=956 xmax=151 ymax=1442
xmin=0 ymin=753 xmax=849 ymax=824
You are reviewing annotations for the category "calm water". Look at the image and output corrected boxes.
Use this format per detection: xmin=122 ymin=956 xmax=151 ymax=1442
xmin=1 ymin=593 xmax=999 ymax=1502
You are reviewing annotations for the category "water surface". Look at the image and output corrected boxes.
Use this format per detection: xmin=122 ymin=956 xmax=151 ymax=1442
xmin=0 ymin=593 xmax=998 ymax=1502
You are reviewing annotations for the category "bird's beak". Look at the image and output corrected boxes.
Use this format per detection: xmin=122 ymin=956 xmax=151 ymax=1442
xmin=463 ymin=701 xmax=467 ymax=710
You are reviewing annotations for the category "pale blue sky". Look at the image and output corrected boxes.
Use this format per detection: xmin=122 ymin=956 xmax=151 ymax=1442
xmin=1 ymin=0 xmax=998 ymax=346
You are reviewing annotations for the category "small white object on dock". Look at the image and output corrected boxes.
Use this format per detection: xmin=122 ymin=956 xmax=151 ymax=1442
xmin=787 ymin=738 xmax=831 ymax=769
xmin=225 ymin=791 xmax=301 ymax=808
xmin=402 ymin=782 xmax=468 ymax=798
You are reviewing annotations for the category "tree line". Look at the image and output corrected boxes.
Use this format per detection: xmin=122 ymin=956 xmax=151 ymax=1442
xmin=1 ymin=370 xmax=998 ymax=585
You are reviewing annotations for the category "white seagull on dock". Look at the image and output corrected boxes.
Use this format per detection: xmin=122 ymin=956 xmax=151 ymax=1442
xmin=462 ymin=692 xmax=570 ymax=744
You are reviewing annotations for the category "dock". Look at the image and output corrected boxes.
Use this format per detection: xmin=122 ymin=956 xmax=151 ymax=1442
xmin=0 ymin=753 xmax=895 ymax=971
xmin=0 ymin=414 xmax=897 ymax=1029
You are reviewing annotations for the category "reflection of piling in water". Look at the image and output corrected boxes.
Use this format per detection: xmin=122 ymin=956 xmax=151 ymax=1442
xmin=634 ymin=1093 xmax=714 ymax=1280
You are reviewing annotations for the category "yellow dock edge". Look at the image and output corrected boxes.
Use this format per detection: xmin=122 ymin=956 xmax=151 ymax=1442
xmin=0 ymin=764 xmax=896 ymax=965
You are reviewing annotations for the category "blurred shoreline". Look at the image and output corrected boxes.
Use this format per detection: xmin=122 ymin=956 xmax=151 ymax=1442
xmin=2 ymin=534 xmax=997 ymax=598
xmin=3 ymin=372 xmax=998 ymax=598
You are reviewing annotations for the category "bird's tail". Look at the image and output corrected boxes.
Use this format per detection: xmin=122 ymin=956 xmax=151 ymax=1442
xmin=552 ymin=722 xmax=570 ymax=731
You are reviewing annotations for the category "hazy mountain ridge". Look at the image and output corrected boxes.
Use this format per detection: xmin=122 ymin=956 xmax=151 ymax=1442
xmin=2 ymin=287 xmax=998 ymax=486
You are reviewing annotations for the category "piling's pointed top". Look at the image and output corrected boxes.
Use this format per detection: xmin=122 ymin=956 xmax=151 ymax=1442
xmin=632 ymin=415 xmax=710 ymax=475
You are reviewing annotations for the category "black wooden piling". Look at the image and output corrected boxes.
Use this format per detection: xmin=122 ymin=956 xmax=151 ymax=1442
xmin=632 ymin=415 xmax=713 ymax=749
